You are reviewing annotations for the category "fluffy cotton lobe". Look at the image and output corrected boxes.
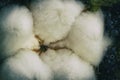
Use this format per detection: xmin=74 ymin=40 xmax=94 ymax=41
xmin=30 ymin=0 xmax=84 ymax=44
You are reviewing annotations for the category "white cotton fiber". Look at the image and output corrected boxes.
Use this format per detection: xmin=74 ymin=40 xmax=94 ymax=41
xmin=0 ymin=5 xmax=39 ymax=60
xmin=30 ymin=0 xmax=84 ymax=44
xmin=41 ymin=49 xmax=96 ymax=80
xmin=65 ymin=11 xmax=111 ymax=66
xmin=0 ymin=49 xmax=53 ymax=80
xmin=0 ymin=1 xmax=111 ymax=80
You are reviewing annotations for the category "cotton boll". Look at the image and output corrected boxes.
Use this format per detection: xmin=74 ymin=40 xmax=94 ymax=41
xmin=41 ymin=49 xmax=96 ymax=80
xmin=30 ymin=0 xmax=84 ymax=44
xmin=65 ymin=11 xmax=111 ymax=66
xmin=0 ymin=49 xmax=53 ymax=80
xmin=0 ymin=5 xmax=39 ymax=60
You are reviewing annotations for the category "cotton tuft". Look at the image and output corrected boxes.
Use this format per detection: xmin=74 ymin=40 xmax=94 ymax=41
xmin=0 ymin=5 xmax=39 ymax=60
xmin=65 ymin=11 xmax=111 ymax=66
xmin=30 ymin=0 xmax=84 ymax=44
xmin=0 ymin=50 xmax=53 ymax=80
xmin=41 ymin=49 xmax=96 ymax=80
xmin=0 ymin=5 xmax=53 ymax=80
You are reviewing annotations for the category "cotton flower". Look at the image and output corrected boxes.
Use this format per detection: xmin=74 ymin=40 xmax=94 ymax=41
xmin=30 ymin=0 xmax=84 ymax=44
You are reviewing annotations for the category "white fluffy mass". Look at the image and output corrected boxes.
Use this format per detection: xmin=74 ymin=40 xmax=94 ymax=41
xmin=0 ymin=5 xmax=39 ymax=60
xmin=65 ymin=11 xmax=111 ymax=66
xmin=0 ymin=5 xmax=52 ymax=80
xmin=0 ymin=0 xmax=111 ymax=80
xmin=30 ymin=0 xmax=84 ymax=44
xmin=49 ymin=10 xmax=111 ymax=66
xmin=41 ymin=49 xmax=96 ymax=80
xmin=0 ymin=50 xmax=53 ymax=80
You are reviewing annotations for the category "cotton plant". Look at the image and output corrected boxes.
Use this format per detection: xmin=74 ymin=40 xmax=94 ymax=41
xmin=0 ymin=0 xmax=111 ymax=80
xmin=80 ymin=0 xmax=120 ymax=11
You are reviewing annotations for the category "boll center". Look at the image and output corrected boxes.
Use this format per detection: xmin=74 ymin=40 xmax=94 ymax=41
xmin=40 ymin=45 xmax=49 ymax=52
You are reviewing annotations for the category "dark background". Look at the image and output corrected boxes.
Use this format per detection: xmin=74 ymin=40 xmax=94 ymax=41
xmin=0 ymin=0 xmax=120 ymax=80
xmin=96 ymin=3 xmax=120 ymax=80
